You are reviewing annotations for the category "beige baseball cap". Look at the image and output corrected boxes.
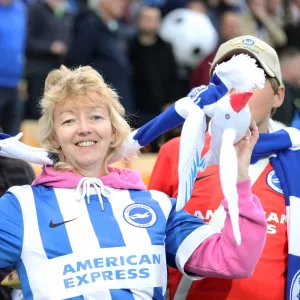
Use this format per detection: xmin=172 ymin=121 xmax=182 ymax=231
xmin=209 ymin=35 xmax=282 ymax=85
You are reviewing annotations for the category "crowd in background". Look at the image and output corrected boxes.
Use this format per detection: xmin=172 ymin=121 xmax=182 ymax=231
xmin=1 ymin=1 xmax=300 ymax=299
xmin=1 ymin=0 xmax=300 ymax=152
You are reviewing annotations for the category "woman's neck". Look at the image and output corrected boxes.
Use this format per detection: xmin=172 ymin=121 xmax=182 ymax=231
xmin=75 ymin=167 xmax=109 ymax=178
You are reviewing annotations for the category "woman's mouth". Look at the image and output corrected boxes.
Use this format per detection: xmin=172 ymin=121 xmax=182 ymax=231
xmin=76 ymin=141 xmax=97 ymax=147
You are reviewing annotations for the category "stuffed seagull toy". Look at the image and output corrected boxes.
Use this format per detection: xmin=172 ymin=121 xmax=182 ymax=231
xmin=175 ymin=56 xmax=264 ymax=245
xmin=0 ymin=54 xmax=264 ymax=244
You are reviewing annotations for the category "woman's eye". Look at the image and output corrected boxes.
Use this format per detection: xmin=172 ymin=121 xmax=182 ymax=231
xmin=62 ymin=119 xmax=75 ymax=125
xmin=92 ymin=115 xmax=102 ymax=120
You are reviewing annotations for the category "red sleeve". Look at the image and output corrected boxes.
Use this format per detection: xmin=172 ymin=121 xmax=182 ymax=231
xmin=148 ymin=138 xmax=180 ymax=198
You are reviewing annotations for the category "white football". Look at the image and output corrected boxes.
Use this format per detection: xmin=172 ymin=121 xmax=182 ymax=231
xmin=160 ymin=8 xmax=218 ymax=69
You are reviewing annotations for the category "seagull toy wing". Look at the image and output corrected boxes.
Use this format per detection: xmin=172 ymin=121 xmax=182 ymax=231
xmin=0 ymin=133 xmax=54 ymax=165
xmin=176 ymin=54 xmax=265 ymax=217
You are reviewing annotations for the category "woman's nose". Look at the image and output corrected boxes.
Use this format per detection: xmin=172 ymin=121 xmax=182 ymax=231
xmin=77 ymin=118 xmax=91 ymax=134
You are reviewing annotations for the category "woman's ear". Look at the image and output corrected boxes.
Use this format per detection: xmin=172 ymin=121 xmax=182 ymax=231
xmin=111 ymin=127 xmax=117 ymax=144
xmin=50 ymin=135 xmax=60 ymax=149
xmin=273 ymin=85 xmax=285 ymax=109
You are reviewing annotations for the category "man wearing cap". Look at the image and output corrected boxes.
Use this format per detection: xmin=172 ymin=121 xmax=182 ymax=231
xmin=149 ymin=35 xmax=289 ymax=299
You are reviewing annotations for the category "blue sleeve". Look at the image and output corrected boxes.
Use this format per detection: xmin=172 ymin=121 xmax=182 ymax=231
xmin=165 ymin=198 xmax=208 ymax=269
xmin=0 ymin=192 xmax=23 ymax=267
xmin=133 ymin=104 xmax=185 ymax=147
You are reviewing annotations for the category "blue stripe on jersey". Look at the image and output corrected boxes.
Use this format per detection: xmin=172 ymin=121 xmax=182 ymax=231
xmin=165 ymin=198 xmax=206 ymax=269
xmin=17 ymin=259 xmax=33 ymax=300
xmin=32 ymin=186 xmax=73 ymax=259
xmin=64 ymin=296 xmax=84 ymax=299
xmin=86 ymin=195 xmax=125 ymax=247
xmin=110 ymin=289 xmax=136 ymax=300
xmin=129 ymin=190 xmax=166 ymax=245
xmin=153 ymin=287 xmax=164 ymax=300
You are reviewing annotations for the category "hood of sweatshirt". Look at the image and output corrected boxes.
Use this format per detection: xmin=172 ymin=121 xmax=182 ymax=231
xmin=33 ymin=166 xmax=146 ymax=191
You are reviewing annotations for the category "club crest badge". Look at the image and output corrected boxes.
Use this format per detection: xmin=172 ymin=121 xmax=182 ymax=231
xmin=123 ymin=204 xmax=157 ymax=228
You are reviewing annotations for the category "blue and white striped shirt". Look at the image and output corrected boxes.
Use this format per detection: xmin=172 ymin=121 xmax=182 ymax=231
xmin=0 ymin=184 xmax=213 ymax=299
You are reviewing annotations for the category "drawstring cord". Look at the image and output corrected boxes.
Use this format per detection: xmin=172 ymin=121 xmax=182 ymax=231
xmin=75 ymin=177 xmax=111 ymax=211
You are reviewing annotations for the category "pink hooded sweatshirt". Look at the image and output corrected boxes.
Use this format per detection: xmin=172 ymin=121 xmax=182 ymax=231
xmin=34 ymin=166 xmax=267 ymax=278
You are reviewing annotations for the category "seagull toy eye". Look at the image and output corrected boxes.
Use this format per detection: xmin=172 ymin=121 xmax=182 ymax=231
xmin=225 ymin=113 xmax=230 ymax=119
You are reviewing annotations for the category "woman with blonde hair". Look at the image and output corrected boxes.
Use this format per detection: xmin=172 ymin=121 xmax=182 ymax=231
xmin=0 ymin=65 xmax=267 ymax=299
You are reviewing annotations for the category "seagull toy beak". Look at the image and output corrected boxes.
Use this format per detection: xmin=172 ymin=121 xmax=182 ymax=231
xmin=229 ymin=92 xmax=253 ymax=113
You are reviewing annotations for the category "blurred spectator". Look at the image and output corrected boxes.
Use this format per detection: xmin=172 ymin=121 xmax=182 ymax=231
xmin=0 ymin=0 xmax=26 ymax=135
xmin=190 ymin=8 xmax=241 ymax=87
xmin=128 ymin=5 xmax=179 ymax=151
xmin=206 ymin=0 xmax=241 ymax=30
xmin=0 ymin=157 xmax=35 ymax=300
xmin=186 ymin=0 xmax=206 ymax=13
xmin=285 ymin=0 xmax=300 ymax=49
xmin=239 ymin=0 xmax=287 ymax=49
xmin=273 ymin=48 xmax=300 ymax=127
xmin=160 ymin=0 xmax=188 ymax=16
xmin=25 ymin=0 xmax=73 ymax=120
xmin=142 ymin=0 xmax=167 ymax=7
xmin=66 ymin=0 xmax=134 ymax=113
xmin=267 ymin=0 xmax=285 ymax=25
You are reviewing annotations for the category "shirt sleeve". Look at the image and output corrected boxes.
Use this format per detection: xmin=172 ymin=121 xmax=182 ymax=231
xmin=165 ymin=198 xmax=214 ymax=278
xmin=0 ymin=192 xmax=23 ymax=267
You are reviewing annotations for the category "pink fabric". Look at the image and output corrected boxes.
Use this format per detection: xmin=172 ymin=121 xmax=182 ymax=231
xmin=33 ymin=166 xmax=146 ymax=190
xmin=185 ymin=178 xmax=267 ymax=278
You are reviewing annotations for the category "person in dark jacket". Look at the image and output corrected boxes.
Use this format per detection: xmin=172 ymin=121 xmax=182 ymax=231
xmin=128 ymin=5 xmax=180 ymax=151
xmin=25 ymin=0 xmax=73 ymax=120
xmin=66 ymin=0 xmax=134 ymax=113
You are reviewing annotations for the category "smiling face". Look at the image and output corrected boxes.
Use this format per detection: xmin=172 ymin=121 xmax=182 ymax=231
xmin=53 ymin=94 xmax=113 ymax=177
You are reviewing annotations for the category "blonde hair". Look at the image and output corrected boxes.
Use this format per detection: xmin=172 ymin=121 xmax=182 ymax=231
xmin=38 ymin=65 xmax=132 ymax=171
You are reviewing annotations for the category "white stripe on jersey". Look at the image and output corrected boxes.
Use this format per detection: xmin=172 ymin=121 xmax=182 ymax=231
xmin=109 ymin=190 xmax=154 ymax=300
xmin=54 ymin=188 xmax=102 ymax=251
xmin=9 ymin=186 xmax=58 ymax=299
xmin=54 ymin=188 xmax=112 ymax=300
xmin=150 ymin=190 xmax=172 ymax=221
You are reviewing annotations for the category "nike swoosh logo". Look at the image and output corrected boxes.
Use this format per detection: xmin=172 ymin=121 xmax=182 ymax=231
xmin=49 ymin=217 xmax=78 ymax=228
xmin=195 ymin=174 xmax=212 ymax=182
